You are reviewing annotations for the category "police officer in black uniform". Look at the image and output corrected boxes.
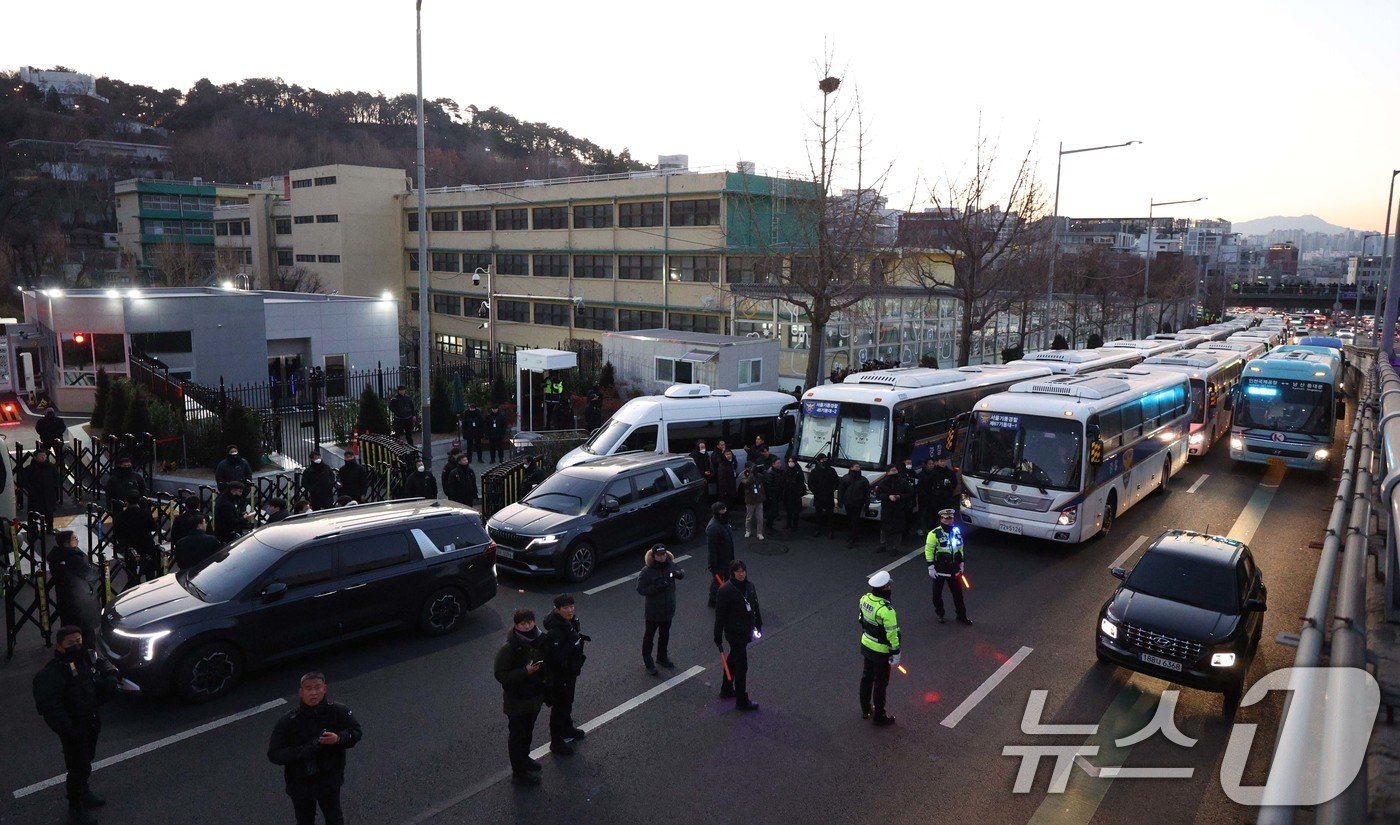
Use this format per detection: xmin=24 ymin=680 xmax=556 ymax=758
xmin=267 ymin=671 xmax=362 ymax=825
xmin=714 ymin=559 xmax=763 ymax=711
xmin=33 ymin=626 xmax=120 ymax=824
xmin=388 ymin=385 xmax=416 ymax=442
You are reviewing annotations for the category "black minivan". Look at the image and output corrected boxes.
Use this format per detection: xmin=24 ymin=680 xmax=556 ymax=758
xmin=487 ymin=453 xmax=704 ymax=582
xmin=100 ymin=500 xmax=497 ymax=701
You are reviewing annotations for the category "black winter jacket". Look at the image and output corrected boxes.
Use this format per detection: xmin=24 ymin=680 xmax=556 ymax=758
xmin=113 ymin=503 xmax=157 ymax=552
xmin=174 ymin=531 xmax=223 ymax=571
xmin=36 ymin=413 xmax=66 ymax=444
xmin=404 ymin=469 xmax=438 ymax=500
xmin=636 ymin=549 xmax=679 ymax=622
xmin=874 ymin=474 xmax=913 ymax=527
xmin=267 ymin=700 xmax=362 ymax=788
xmin=337 ymin=459 xmax=371 ymax=502
xmin=214 ymin=456 xmax=253 ymax=491
xmin=46 ymin=545 xmax=102 ymax=631
xmin=104 ymin=467 xmax=146 ymax=507
xmin=18 ymin=460 xmax=61 ymax=512
xmin=300 ymin=462 xmax=336 ymax=510
xmin=445 ymin=464 xmax=478 ymax=505
xmin=713 ymin=578 xmax=762 ymax=646
xmin=840 ymin=473 xmax=870 ymax=513
xmin=388 ymin=393 xmax=416 ymax=421
xmin=808 ymin=463 xmax=839 ymax=506
xmin=169 ymin=509 xmax=202 ymax=545
xmin=33 ymin=648 xmax=119 ymax=741
xmin=706 ymin=516 xmax=735 ymax=575
xmin=494 ymin=629 xmax=548 ymax=715
xmin=215 ymin=495 xmax=250 ymax=542
xmin=542 ymin=611 xmax=587 ymax=689
xmin=712 ymin=453 xmax=737 ymax=499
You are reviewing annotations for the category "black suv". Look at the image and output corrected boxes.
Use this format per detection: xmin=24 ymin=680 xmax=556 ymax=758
xmin=1095 ymin=529 xmax=1267 ymax=710
xmin=486 ymin=453 xmax=704 ymax=582
xmin=100 ymin=500 xmax=497 ymax=701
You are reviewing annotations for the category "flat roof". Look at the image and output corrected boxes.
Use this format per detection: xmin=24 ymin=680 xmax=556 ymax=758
xmin=20 ymin=287 xmax=389 ymax=304
xmin=603 ymin=328 xmax=769 ymax=348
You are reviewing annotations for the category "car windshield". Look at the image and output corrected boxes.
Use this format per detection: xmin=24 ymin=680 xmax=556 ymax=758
xmin=1236 ymin=377 xmax=1333 ymax=436
xmin=521 ymin=472 xmax=597 ymax=516
xmin=1126 ymin=550 xmax=1239 ymax=614
xmin=582 ymin=419 xmax=630 ymax=455
xmin=962 ymin=412 xmax=1083 ymax=491
xmin=794 ymin=400 xmax=888 ymax=470
xmin=1190 ymin=379 xmax=1207 ymax=424
xmin=178 ymin=533 xmax=285 ymax=602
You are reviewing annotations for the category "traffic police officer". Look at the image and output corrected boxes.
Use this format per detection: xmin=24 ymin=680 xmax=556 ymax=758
xmin=858 ymin=570 xmax=900 ymax=726
xmin=926 ymin=509 xmax=971 ymax=624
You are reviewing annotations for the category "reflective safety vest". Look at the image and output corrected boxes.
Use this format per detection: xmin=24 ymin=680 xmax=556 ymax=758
xmin=924 ymin=525 xmax=964 ymax=575
xmin=859 ymin=592 xmax=900 ymax=654
xmin=546 ymin=380 xmax=565 ymax=396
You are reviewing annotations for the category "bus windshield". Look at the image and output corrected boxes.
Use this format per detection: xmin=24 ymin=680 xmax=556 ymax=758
xmin=1191 ymin=379 xmax=1207 ymax=424
xmin=1236 ymin=377 xmax=1333 ymax=437
xmin=795 ymin=401 xmax=888 ymax=470
xmin=962 ymin=412 xmax=1083 ymax=491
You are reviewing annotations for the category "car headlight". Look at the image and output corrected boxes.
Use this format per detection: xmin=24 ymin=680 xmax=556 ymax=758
xmin=1313 ymin=448 xmax=1330 ymax=460
xmin=1099 ymin=617 xmax=1118 ymax=640
xmin=1058 ymin=505 xmax=1078 ymax=526
xmin=960 ymin=493 xmax=973 ymax=509
xmin=527 ymin=534 xmax=561 ymax=548
xmin=111 ymin=628 xmax=171 ymax=662
xmin=1189 ymin=432 xmax=1205 ymax=445
xmin=1210 ymin=652 xmax=1237 ymax=668
xmin=1230 ymin=437 xmax=1244 ymax=450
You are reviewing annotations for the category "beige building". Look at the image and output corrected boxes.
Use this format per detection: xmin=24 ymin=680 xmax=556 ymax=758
xmin=114 ymin=177 xmax=269 ymax=276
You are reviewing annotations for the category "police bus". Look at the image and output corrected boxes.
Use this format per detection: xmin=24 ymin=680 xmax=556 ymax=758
xmin=1103 ymin=339 xmax=1187 ymax=358
xmin=1005 ymin=347 xmax=1144 ymax=375
xmin=959 ymin=369 xmax=1191 ymax=542
xmin=1228 ymin=350 xmax=1344 ymax=471
xmin=1198 ymin=339 xmax=1268 ymax=361
xmin=792 ymin=364 xmax=1053 ymax=519
xmin=1139 ymin=351 xmax=1244 ymax=458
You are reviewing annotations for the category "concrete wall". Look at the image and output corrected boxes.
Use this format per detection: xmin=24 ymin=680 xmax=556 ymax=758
xmin=124 ymin=294 xmax=268 ymax=386
xmin=263 ymin=296 xmax=400 ymax=373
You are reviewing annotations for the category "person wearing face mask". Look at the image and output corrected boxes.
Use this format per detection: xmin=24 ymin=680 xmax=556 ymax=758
xmin=711 ymin=443 xmax=737 ymax=509
xmin=541 ymin=594 xmax=589 ymax=755
xmin=215 ymin=483 xmax=251 ymax=543
xmin=689 ymin=440 xmax=714 ymax=499
xmin=46 ymin=531 xmax=102 ymax=648
xmin=215 ymin=444 xmax=253 ymax=494
xmin=781 ymin=456 xmax=807 ymax=529
xmin=113 ymin=492 xmax=160 ymax=583
xmin=300 ymin=450 xmax=336 ymax=511
xmin=494 ymin=608 xmax=549 ymax=786
xmin=336 ymin=451 xmax=370 ymax=503
xmin=32 ymin=626 xmax=120 ymax=824
xmin=713 ymin=559 xmax=762 ymax=711
xmin=445 ymin=452 xmax=478 ymax=506
xmin=404 ymin=459 xmax=438 ymax=500
xmin=807 ymin=454 xmax=839 ymax=537
xmin=899 ymin=456 xmax=919 ymax=539
xmin=103 ymin=455 xmax=146 ymax=512
xmin=519 ymin=455 xmax=543 ymax=495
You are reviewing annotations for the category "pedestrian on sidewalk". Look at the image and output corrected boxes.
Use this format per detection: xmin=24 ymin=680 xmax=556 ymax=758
xmin=301 ymin=450 xmax=336 ymax=511
xmin=714 ymin=559 xmax=762 ymax=711
xmin=494 ymin=608 xmax=548 ymax=786
xmin=706 ymin=501 xmax=735 ymax=608
xmin=33 ymin=626 xmax=120 ymax=824
xmin=542 ymin=594 xmax=590 ymax=755
xmin=46 ymin=531 xmax=101 ymax=648
xmin=636 ymin=544 xmax=681 ymax=675
xmin=267 ymin=672 xmax=362 ymax=825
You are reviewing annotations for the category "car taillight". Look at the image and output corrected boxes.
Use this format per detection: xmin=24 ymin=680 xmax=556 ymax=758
xmin=486 ymin=540 xmax=497 ymax=563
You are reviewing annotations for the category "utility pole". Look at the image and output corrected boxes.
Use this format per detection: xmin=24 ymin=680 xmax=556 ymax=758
xmin=414 ymin=0 xmax=432 ymax=465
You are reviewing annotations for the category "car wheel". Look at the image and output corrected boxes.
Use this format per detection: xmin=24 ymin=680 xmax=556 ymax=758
xmin=419 ymin=586 xmax=468 ymax=636
xmin=564 ymin=541 xmax=597 ymax=583
xmin=1098 ymin=496 xmax=1117 ymax=539
xmin=672 ymin=508 xmax=698 ymax=543
xmin=1222 ymin=683 xmax=1243 ymax=717
xmin=174 ymin=642 xmax=242 ymax=702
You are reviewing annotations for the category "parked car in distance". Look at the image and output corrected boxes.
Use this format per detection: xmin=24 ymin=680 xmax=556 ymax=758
xmin=1095 ymin=530 xmax=1266 ymax=712
xmin=486 ymin=452 xmax=705 ymax=582
xmin=101 ymin=500 xmax=497 ymax=702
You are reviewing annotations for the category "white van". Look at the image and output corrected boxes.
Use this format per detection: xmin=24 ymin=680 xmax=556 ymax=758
xmin=557 ymin=384 xmax=799 ymax=470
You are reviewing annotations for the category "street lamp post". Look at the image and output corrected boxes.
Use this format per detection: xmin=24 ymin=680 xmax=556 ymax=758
xmin=1373 ymin=170 xmax=1400 ymax=335
xmin=414 ymin=0 xmax=432 ymax=466
xmin=1042 ymin=140 xmax=1140 ymax=350
xmin=1143 ymin=196 xmax=1206 ymax=336
xmin=1356 ymin=233 xmax=1380 ymax=321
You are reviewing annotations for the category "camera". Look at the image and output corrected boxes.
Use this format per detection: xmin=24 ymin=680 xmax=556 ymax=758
xmin=670 ymin=569 xmax=685 ymax=580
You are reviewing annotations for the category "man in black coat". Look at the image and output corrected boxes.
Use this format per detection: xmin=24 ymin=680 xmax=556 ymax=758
xmin=808 ymin=454 xmax=839 ymax=537
xmin=214 ymin=445 xmax=253 ymax=494
xmin=839 ymin=465 xmax=871 ymax=547
xmin=918 ymin=455 xmax=959 ymax=533
xmin=519 ymin=455 xmax=543 ymax=495
xmin=584 ymin=384 xmax=604 ymax=432
xmin=403 ymin=459 xmax=438 ymax=500
xmin=336 ymin=451 xmax=370 ymax=503
xmin=33 ymin=626 xmax=119 ymax=824
xmin=714 ymin=559 xmax=762 ymax=711
xmin=267 ymin=672 xmax=362 ymax=825
xmin=18 ymin=449 xmax=62 ymax=532
xmin=762 ymin=457 xmax=784 ymax=534
xmin=103 ymin=455 xmax=145 ymax=512
xmin=541 ymin=594 xmax=589 ymax=755
xmin=461 ymin=403 xmax=485 ymax=462
xmin=636 ymin=544 xmax=681 ymax=675
xmin=388 ymin=385 xmax=416 ymax=442
xmin=300 ymin=450 xmax=336 ymax=511
xmin=705 ymin=501 xmax=735 ymax=608
xmin=494 ymin=609 xmax=549 ymax=786
xmin=215 ymin=483 xmax=251 ymax=543
xmin=37 ymin=408 xmax=67 ymax=450
xmin=46 ymin=531 xmax=101 ymax=647
xmin=174 ymin=515 xmax=222 ymax=571
xmin=168 ymin=496 xmax=203 ymax=546
xmin=689 ymin=439 xmax=714 ymax=497
xmin=485 ymin=405 xmax=509 ymax=463
xmin=444 ymin=453 xmax=478 ymax=506
xmin=873 ymin=465 xmax=913 ymax=554
xmin=113 ymin=493 xmax=160 ymax=583
xmin=265 ymin=497 xmax=290 ymax=524
xmin=710 ymin=443 xmax=737 ymax=507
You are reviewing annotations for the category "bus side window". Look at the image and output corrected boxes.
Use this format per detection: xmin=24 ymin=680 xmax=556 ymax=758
xmin=666 ymin=420 xmax=722 ymax=453
xmin=739 ymin=417 xmax=775 ymax=448
xmin=1121 ymin=400 xmax=1143 ymax=438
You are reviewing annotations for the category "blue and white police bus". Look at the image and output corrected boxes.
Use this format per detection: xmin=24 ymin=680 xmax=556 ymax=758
xmin=792 ymin=364 xmax=1053 ymax=518
xmin=959 ymin=369 xmax=1191 ymax=542
xmin=1005 ymin=347 xmax=1144 ymax=375
xmin=1228 ymin=350 xmax=1344 ymax=471
xmin=1140 ymin=351 xmax=1244 ymax=458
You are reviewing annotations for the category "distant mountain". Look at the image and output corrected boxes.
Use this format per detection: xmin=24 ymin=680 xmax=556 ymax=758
xmin=1233 ymin=215 xmax=1353 ymax=235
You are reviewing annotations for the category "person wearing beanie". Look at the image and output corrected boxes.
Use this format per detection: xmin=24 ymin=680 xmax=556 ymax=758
xmin=494 ymin=608 xmax=549 ymax=785
xmin=542 ymin=594 xmax=590 ymax=755
xmin=858 ymin=570 xmax=900 ymax=726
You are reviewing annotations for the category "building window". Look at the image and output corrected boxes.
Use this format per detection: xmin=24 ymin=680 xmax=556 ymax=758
xmin=407 ymin=212 xmax=419 ymax=232
xmin=533 ymin=254 xmax=568 ymax=277
xmin=496 ymin=299 xmax=529 ymax=322
xmin=619 ymin=309 xmax=663 ymax=331
xmin=462 ymin=298 xmax=486 ymax=318
xmin=215 ymin=222 xmax=229 ymax=236
xmin=184 ymin=221 xmax=214 ymax=237
xmin=461 ymin=210 xmax=491 ymax=231
xmin=655 ymin=357 xmax=694 ymax=384
xmin=619 ymin=201 xmax=664 ymax=228
xmin=408 ymin=251 xmax=420 ymax=271
xmin=295 ymin=254 xmax=316 ymax=263
xmin=276 ymin=250 xmax=293 ymax=267
xmin=534 ymin=303 xmax=570 ymax=326
xmin=318 ymin=254 xmax=340 ymax=263
xmin=495 ymin=208 xmax=528 ymax=230
xmin=573 ymin=255 xmax=613 ymax=279
xmin=435 ymin=334 xmax=466 ymax=355
xmin=314 ymin=175 xmax=337 ymax=186
xmin=532 ymin=206 xmax=568 ymax=230
xmin=432 ymin=293 xmax=462 ymax=315
xmin=184 ymin=196 xmax=216 ymax=212
xmin=291 ymin=178 xmax=313 ymax=189
xmin=668 ymin=312 xmax=721 ymax=334
xmin=670 ymin=198 xmax=721 ymax=227
xmin=274 ymin=218 xmax=292 ymax=235
xmin=131 ymin=331 xmax=193 ymax=354
xmin=139 ymin=193 xmax=182 ymax=211
xmin=315 ymin=214 xmax=338 ymax=224
xmin=431 ymin=252 xmax=460 ymax=272
xmin=462 ymin=252 xmax=492 ymax=273
xmin=575 ymin=306 xmax=615 ymax=331
xmin=294 ymin=215 xmax=314 ymax=225
xmin=430 ymin=211 xmax=459 ymax=232
xmin=496 ymin=253 xmax=529 ymax=275
xmin=668 ymin=255 xmax=719 ymax=283
xmin=726 ymin=256 xmax=776 ymax=285
xmin=573 ymin=203 xmax=613 ymax=228
xmin=618 ymin=254 xmax=662 ymax=281
xmin=408 ymin=290 xmax=419 ymax=311
xmin=738 ymin=358 xmax=762 ymax=387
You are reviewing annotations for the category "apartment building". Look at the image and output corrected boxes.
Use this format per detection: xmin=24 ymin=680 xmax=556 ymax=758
xmin=115 ymin=177 xmax=268 ymax=274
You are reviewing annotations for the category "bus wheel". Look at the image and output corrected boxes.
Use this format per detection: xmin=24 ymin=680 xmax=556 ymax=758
xmin=1156 ymin=458 xmax=1170 ymax=495
xmin=1099 ymin=497 xmax=1116 ymax=538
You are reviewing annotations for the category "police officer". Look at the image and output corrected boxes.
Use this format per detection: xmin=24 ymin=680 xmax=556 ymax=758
xmin=714 ymin=559 xmax=762 ymax=711
xmin=461 ymin=403 xmax=485 ymax=462
xmin=389 ymin=385 xmax=416 ymax=442
xmin=267 ymin=671 xmax=362 ymax=825
xmin=926 ymin=509 xmax=971 ymax=625
xmin=33 ymin=626 xmax=120 ymax=824
xmin=541 ymin=594 xmax=590 ymax=755
xmin=858 ymin=571 xmax=900 ymax=726
xmin=301 ymin=450 xmax=336 ymax=511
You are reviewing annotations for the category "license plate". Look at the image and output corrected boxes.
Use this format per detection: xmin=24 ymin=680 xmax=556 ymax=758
xmin=998 ymin=521 xmax=1023 ymax=535
xmin=1140 ymin=652 xmax=1182 ymax=672
xmin=496 ymin=548 xmax=515 ymax=560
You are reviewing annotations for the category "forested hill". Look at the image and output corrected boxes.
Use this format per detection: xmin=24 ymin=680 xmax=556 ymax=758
xmin=1 ymin=71 xmax=648 ymax=185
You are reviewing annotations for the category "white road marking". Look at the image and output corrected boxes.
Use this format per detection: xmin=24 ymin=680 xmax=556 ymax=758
xmin=1110 ymin=536 xmax=1150 ymax=571
xmin=940 ymin=646 xmax=1033 ymax=729
xmin=1228 ymin=481 xmax=1281 ymax=544
xmin=13 ymin=698 xmax=287 ymax=799
xmin=583 ymin=554 xmax=693 ymax=595
xmin=530 ymin=664 xmax=705 ymax=759
xmin=872 ymin=547 xmax=925 ymax=578
xmin=1186 ymin=474 xmax=1210 ymax=493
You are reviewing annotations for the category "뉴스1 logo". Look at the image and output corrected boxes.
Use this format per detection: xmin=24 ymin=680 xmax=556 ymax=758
xmin=1272 ymin=432 xmax=1287 ymax=442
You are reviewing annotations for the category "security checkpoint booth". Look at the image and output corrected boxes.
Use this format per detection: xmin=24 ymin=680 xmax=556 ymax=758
xmin=514 ymin=348 xmax=578 ymax=434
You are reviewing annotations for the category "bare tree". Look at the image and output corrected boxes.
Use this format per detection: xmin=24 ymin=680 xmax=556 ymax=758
xmin=267 ymin=265 xmax=325 ymax=294
xmin=148 ymin=241 xmax=211 ymax=287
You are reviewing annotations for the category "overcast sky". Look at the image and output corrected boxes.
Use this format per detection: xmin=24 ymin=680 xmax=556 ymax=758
xmin=8 ymin=0 xmax=1397 ymax=231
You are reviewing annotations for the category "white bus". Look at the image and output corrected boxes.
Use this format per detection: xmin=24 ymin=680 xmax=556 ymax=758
xmin=1140 ymin=351 xmax=1244 ymax=458
xmin=1198 ymin=339 xmax=1268 ymax=361
xmin=1228 ymin=330 xmax=1280 ymax=350
xmin=1103 ymin=339 xmax=1186 ymax=358
xmin=1006 ymin=347 xmax=1144 ymax=375
xmin=792 ymin=364 xmax=1053 ymax=518
xmin=959 ymin=369 xmax=1191 ymax=542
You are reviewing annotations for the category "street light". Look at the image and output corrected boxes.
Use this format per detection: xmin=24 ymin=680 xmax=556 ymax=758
xmin=1043 ymin=140 xmax=1141 ymax=349
xmin=1373 ymin=169 xmax=1400 ymax=341
xmin=414 ymin=0 xmax=432 ymax=465
xmin=1143 ymin=196 xmax=1206 ymax=335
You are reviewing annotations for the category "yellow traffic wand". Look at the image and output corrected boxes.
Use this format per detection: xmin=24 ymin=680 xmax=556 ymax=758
xmin=720 ymin=651 xmax=732 ymax=682
xmin=958 ymin=572 xmax=972 ymax=589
